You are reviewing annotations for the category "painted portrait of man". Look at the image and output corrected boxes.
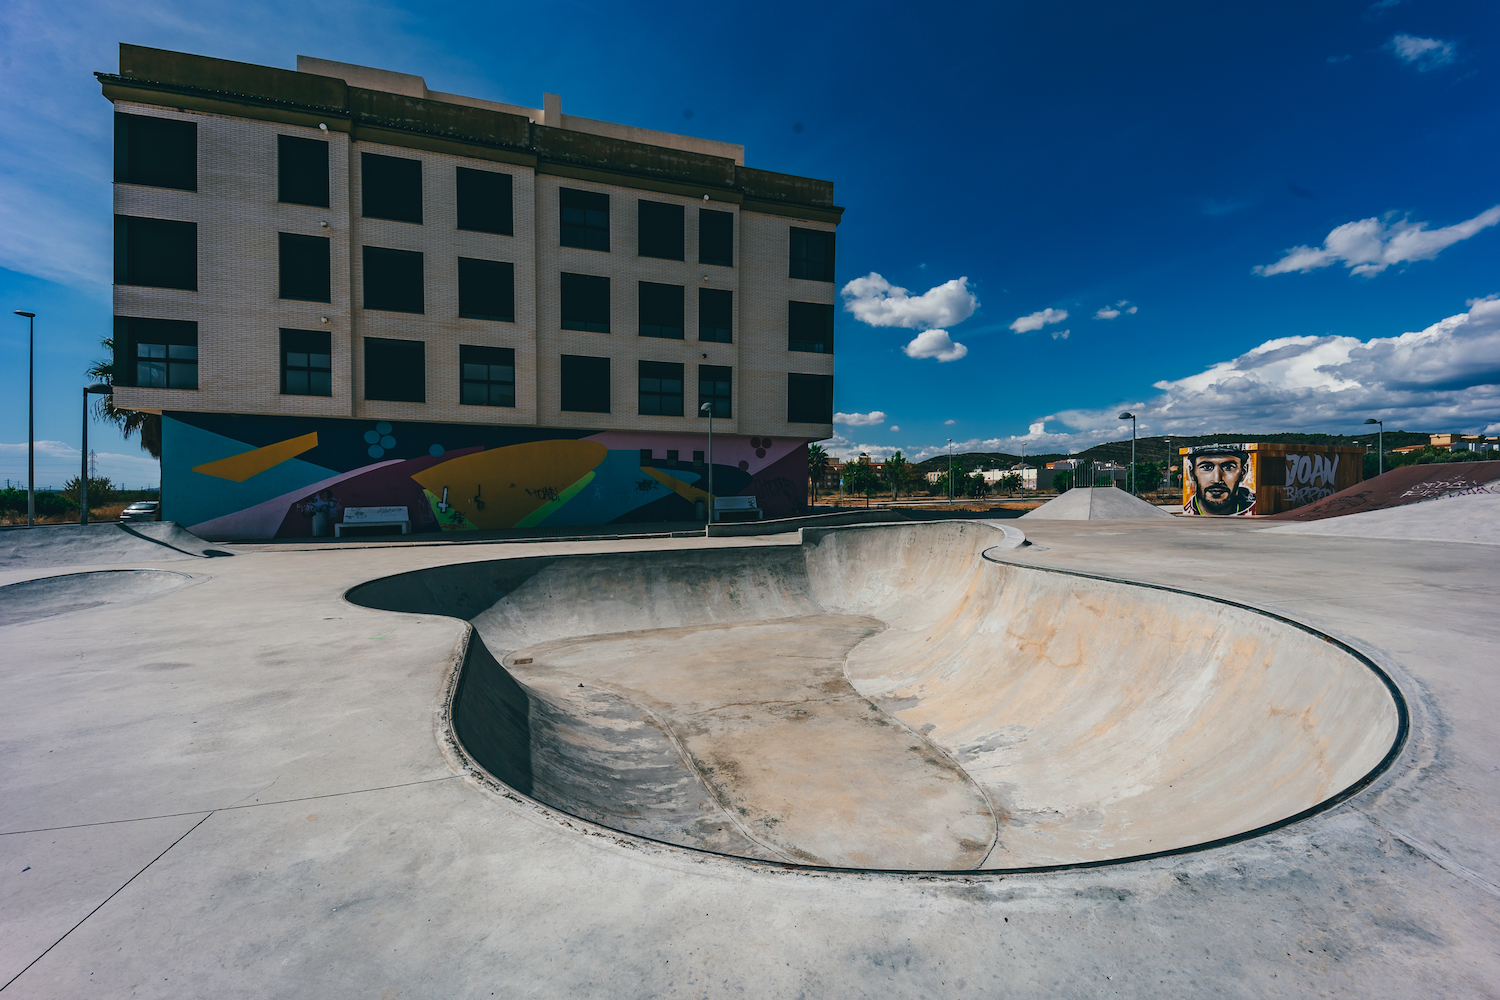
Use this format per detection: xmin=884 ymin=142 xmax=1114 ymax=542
xmin=1183 ymin=445 xmax=1256 ymax=516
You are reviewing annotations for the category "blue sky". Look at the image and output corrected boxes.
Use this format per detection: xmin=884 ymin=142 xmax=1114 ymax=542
xmin=2 ymin=0 xmax=1497 ymax=482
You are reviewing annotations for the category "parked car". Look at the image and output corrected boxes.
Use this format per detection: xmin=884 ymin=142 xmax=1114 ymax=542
xmin=119 ymin=501 xmax=161 ymax=522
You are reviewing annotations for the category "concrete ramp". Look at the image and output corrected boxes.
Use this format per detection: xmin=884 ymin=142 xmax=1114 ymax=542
xmin=1263 ymin=492 xmax=1500 ymax=545
xmin=1021 ymin=487 xmax=1172 ymax=520
xmin=0 ymin=569 xmax=197 ymax=627
xmin=1265 ymin=461 xmax=1500 ymax=521
xmin=348 ymin=520 xmax=1402 ymax=871
xmin=0 ymin=522 xmax=231 ymax=570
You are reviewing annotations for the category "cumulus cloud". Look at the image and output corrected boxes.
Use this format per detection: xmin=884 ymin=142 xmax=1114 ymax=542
xmin=1010 ymin=308 xmax=1069 ymax=333
xmin=842 ymin=272 xmax=978 ymax=363
xmin=834 ymin=411 xmax=886 ymax=427
xmin=1255 ymin=205 xmax=1500 ymax=277
xmin=819 ymin=295 xmax=1500 ymax=461
xmin=841 ymin=273 xmax=978 ymax=329
xmin=902 ymin=329 xmax=968 ymax=362
xmin=889 ymin=425 xmax=901 ymax=433
xmin=944 ymin=419 xmax=956 ymax=426
xmin=1390 ymin=34 xmax=1455 ymax=70
xmin=1052 ymin=329 xmax=1071 ymax=340
xmin=1095 ymin=300 xmax=1139 ymax=320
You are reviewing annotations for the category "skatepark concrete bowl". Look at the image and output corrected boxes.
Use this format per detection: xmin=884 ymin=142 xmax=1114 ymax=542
xmin=0 ymin=569 xmax=197 ymax=628
xmin=347 ymin=521 xmax=1406 ymax=873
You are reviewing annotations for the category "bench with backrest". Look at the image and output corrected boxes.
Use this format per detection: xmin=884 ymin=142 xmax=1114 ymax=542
xmin=713 ymin=495 xmax=764 ymax=522
xmin=335 ymin=505 xmax=412 ymax=536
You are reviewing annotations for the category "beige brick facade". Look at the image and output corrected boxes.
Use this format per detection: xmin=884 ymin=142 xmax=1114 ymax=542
xmin=106 ymin=54 xmax=840 ymax=444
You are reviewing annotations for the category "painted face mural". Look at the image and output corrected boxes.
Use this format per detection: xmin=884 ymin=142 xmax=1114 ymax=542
xmin=1184 ymin=446 xmax=1256 ymax=516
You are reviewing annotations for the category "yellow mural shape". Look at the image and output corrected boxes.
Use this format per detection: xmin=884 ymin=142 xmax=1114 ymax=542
xmin=192 ymin=432 xmax=319 ymax=482
xmin=410 ymin=439 xmax=607 ymax=530
xmin=642 ymin=466 xmax=712 ymax=505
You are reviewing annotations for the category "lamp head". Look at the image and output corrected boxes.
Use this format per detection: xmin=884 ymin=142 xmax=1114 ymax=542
xmin=1118 ymin=411 xmax=1135 ymax=420
xmin=86 ymin=382 xmax=112 ymax=394
xmin=700 ymin=402 xmax=712 ymax=413
xmin=13 ymin=310 xmax=35 ymax=318
xmin=1364 ymin=418 xmax=1380 ymax=425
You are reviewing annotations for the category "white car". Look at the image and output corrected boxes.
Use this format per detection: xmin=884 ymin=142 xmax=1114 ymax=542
xmin=119 ymin=501 xmax=161 ymax=522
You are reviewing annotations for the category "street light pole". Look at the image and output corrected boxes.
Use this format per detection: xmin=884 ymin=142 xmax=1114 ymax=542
xmin=14 ymin=311 xmax=36 ymax=526
xmin=1118 ymin=411 xmax=1137 ymax=494
xmin=1364 ymin=418 xmax=1384 ymax=477
xmin=947 ymin=438 xmax=953 ymax=501
xmin=700 ymin=402 xmax=715 ymax=522
xmin=80 ymin=383 xmax=112 ymax=524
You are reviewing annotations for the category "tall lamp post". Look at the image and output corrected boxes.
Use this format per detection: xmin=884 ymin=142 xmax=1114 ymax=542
xmin=700 ymin=402 xmax=715 ymax=522
xmin=80 ymin=383 xmax=113 ymax=524
xmin=1119 ymin=411 xmax=1137 ymax=494
xmin=1364 ymin=418 xmax=1384 ymax=477
xmin=947 ymin=438 xmax=953 ymax=501
xmin=13 ymin=310 xmax=35 ymax=526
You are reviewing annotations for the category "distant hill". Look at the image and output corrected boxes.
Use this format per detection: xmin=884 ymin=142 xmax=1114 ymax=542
xmin=908 ymin=430 xmax=1426 ymax=475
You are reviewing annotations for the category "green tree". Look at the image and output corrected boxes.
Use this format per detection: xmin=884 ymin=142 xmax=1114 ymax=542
xmin=807 ymin=443 xmax=829 ymax=505
xmin=843 ymin=461 xmax=881 ymax=506
xmin=1053 ymin=469 xmax=1074 ymax=492
xmin=882 ymin=451 xmax=918 ymax=501
xmin=89 ymin=338 xmax=161 ymax=460
xmin=63 ymin=476 xmax=118 ymax=510
xmin=996 ymin=472 xmax=1023 ymax=494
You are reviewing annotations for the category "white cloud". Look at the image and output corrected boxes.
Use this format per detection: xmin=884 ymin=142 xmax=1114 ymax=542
xmin=902 ymin=329 xmax=968 ymax=362
xmin=833 ymin=410 xmax=886 ymax=427
xmin=1051 ymin=329 xmax=1071 ymax=340
xmin=822 ymin=295 xmax=1500 ymax=462
xmin=1390 ymin=34 xmax=1455 ymax=70
xmin=840 ymin=273 xmax=978 ymax=330
xmin=889 ymin=425 xmax=900 ymax=433
xmin=1010 ymin=308 xmax=1069 ymax=333
xmin=1255 ymin=205 xmax=1500 ymax=277
xmin=1095 ymin=300 xmax=1138 ymax=320
xmin=944 ymin=419 xmax=956 ymax=426
xmin=0 ymin=440 xmax=160 ymax=489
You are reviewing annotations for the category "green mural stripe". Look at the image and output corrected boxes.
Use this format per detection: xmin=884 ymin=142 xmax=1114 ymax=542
xmin=516 ymin=470 xmax=596 ymax=528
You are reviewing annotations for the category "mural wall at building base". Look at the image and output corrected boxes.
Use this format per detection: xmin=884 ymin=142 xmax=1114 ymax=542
xmin=163 ymin=412 xmax=809 ymax=539
xmin=1179 ymin=442 xmax=1365 ymax=516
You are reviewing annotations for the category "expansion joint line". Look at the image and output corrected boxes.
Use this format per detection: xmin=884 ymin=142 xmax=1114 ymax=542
xmin=0 ymin=812 xmax=214 ymax=993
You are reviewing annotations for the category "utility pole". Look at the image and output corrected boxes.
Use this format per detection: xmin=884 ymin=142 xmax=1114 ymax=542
xmin=1364 ymin=418 xmax=1384 ymax=477
xmin=14 ymin=311 xmax=35 ymax=526
xmin=701 ymin=402 xmax=715 ymax=521
xmin=947 ymin=438 xmax=953 ymax=501
xmin=1118 ymin=412 xmax=1137 ymax=494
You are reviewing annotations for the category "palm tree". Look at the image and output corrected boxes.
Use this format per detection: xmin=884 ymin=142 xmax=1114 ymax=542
xmin=88 ymin=338 xmax=161 ymax=459
xmin=807 ymin=443 xmax=829 ymax=506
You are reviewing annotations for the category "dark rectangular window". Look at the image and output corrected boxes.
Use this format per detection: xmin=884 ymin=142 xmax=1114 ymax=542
xmin=639 ymin=282 xmax=684 ymax=339
xmin=788 ymin=301 xmax=834 ymax=353
xmin=790 ymin=227 xmax=835 ymax=282
xmin=364 ymin=337 xmax=425 ymax=402
xmin=281 ymin=329 xmax=332 ymax=396
xmin=699 ymin=365 xmax=732 ymax=418
xmin=457 ymin=168 xmax=513 ymax=235
xmin=458 ymin=258 xmax=515 ymax=321
xmin=638 ymin=361 xmax=684 ymax=417
xmin=640 ymin=448 xmax=653 ymax=465
xmin=560 ymin=272 xmax=610 ymax=332
xmin=699 ymin=209 xmax=733 ymax=267
xmin=460 ymin=345 xmax=515 ymax=407
xmin=361 ymin=152 xmax=422 ymax=224
xmin=278 ymin=233 xmax=331 ymax=302
xmin=363 ymin=247 xmax=424 ymax=314
xmin=560 ymin=188 xmax=609 ymax=251
xmin=699 ymin=288 xmax=732 ymax=343
xmin=115 ymin=317 xmax=198 ymax=390
xmin=114 ymin=114 xmax=196 ymax=190
xmin=114 ymin=216 xmax=196 ymax=290
xmin=787 ymin=373 xmax=834 ymax=424
xmin=560 ymin=354 xmax=610 ymax=413
xmin=693 ymin=451 xmax=704 ymax=466
xmin=638 ymin=200 xmax=684 ymax=260
xmin=278 ymin=135 xmax=329 ymax=207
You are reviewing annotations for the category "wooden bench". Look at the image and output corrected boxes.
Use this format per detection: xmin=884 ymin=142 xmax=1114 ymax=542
xmin=713 ymin=496 xmax=764 ymax=522
xmin=335 ymin=505 xmax=412 ymax=536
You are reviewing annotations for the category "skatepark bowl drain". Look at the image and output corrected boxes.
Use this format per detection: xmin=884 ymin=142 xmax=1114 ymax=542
xmin=347 ymin=522 xmax=1405 ymax=873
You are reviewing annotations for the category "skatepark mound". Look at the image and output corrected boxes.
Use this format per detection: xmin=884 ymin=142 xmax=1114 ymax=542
xmin=0 ymin=522 xmax=231 ymax=570
xmin=1264 ymin=492 xmax=1500 ymax=546
xmin=348 ymin=520 xmax=1404 ymax=873
xmin=1021 ymin=486 xmax=1172 ymax=520
xmin=0 ymin=569 xmax=197 ymax=627
xmin=1264 ymin=461 xmax=1500 ymax=522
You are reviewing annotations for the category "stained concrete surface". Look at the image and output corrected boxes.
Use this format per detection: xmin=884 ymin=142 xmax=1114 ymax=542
xmin=1021 ymin=486 xmax=1173 ymax=519
xmin=1264 ymin=491 xmax=1500 ymax=545
xmin=0 ymin=522 xmax=231 ymax=572
xmin=1 ymin=518 xmax=1497 ymax=997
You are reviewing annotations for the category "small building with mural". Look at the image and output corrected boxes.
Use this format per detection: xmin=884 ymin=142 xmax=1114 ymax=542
xmin=100 ymin=46 xmax=839 ymax=538
xmin=1179 ymin=442 xmax=1365 ymax=516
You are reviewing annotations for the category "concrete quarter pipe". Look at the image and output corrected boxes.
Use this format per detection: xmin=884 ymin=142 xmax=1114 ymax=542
xmin=347 ymin=521 xmax=1406 ymax=872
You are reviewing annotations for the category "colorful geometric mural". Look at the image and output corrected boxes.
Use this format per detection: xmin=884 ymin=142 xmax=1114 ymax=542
xmin=162 ymin=412 xmax=809 ymax=538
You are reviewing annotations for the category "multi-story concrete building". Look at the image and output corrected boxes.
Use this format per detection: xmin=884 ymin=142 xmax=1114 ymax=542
xmin=98 ymin=44 xmax=840 ymax=537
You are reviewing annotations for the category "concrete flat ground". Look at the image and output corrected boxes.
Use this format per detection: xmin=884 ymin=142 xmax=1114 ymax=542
xmin=1 ymin=517 xmax=1496 ymax=998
